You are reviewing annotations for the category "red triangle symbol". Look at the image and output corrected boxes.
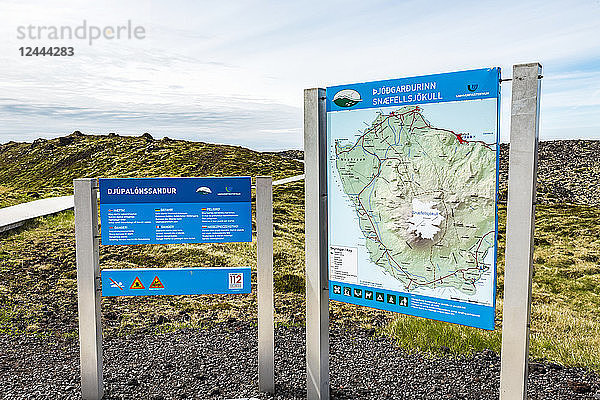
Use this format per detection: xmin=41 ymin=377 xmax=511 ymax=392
xmin=149 ymin=276 xmax=164 ymax=289
xmin=130 ymin=277 xmax=145 ymax=289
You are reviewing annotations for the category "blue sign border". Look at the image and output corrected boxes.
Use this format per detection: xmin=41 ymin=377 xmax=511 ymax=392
xmin=327 ymin=67 xmax=500 ymax=112
xmin=100 ymin=176 xmax=251 ymax=204
xmin=329 ymin=281 xmax=495 ymax=330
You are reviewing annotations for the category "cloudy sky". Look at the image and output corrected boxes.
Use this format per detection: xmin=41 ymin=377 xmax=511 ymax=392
xmin=0 ymin=0 xmax=599 ymax=150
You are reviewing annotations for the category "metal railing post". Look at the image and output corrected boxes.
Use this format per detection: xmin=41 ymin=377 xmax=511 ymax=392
xmin=304 ymin=88 xmax=329 ymax=400
xmin=499 ymin=63 xmax=542 ymax=400
xmin=256 ymin=176 xmax=275 ymax=393
xmin=74 ymin=178 xmax=103 ymax=400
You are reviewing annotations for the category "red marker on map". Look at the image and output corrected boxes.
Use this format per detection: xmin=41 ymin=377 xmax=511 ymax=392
xmin=454 ymin=133 xmax=467 ymax=144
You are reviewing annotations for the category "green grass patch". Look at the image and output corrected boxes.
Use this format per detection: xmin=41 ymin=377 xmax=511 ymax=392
xmin=384 ymin=314 xmax=501 ymax=356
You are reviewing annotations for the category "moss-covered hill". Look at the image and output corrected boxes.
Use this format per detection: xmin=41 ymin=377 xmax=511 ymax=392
xmin=499 ymin=140 xmax=600 ymax=206
xmin=0 ymin=132 xmax=303 ymax=207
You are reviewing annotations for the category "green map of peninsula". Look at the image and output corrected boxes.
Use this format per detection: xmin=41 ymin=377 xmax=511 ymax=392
xmin=334 ymin=105 xmax=496 ymax=295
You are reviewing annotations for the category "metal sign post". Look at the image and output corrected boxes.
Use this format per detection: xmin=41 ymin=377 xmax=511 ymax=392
xmin=74 ymin=178 xmax=103 ymax=400
xmin=499 ymin=63 xmax=542 ymax=400
xmin=304 ymin=88 xmax=329 ymax=400
xmin=256 ymin=176 xmax=275 ymax=393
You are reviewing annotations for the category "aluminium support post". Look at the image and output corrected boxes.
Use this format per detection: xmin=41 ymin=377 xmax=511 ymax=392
xmin=304 ymin=88 xmax=329 ymax=400
xmin=256 ymin=176 xmax=275 ymax=393
xmin=74 ymin=178 xmax=104 ymax=400
xmin=499 ymin=63 xmax=542 ymax=400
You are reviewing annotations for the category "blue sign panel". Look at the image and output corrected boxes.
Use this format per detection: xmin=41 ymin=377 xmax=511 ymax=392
xmin=100 ymin=177 xmax=252 ymax=245
xmin=327 ymin=68 xmax=500 ymax=330
xmin=327 ymin=67 xmax=500 ymax=112
xmin=101 ymin=267 xmax=251 ymax=297
xmin=329 ymin=282 xmax=495 ymax=330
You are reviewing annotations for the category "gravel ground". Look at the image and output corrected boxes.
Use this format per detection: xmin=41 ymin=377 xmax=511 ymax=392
xmin=1 ymin=320 xmax=599 ymax=400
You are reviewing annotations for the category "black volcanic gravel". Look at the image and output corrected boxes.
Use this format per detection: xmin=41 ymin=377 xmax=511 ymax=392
xmin=0 ymin=321 xmax=599 ymax=399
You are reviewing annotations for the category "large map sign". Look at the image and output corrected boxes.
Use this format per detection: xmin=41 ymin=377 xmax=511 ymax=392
xmin=327 ymin=68 xmax=500 ymax=330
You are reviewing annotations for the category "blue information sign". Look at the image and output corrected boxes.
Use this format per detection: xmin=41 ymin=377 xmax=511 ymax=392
xmin=327 ymin=68 xmax=500 ymax=330
xmin=327 ymin=68 xmax=500 ymax=112
xmin=101 ymin=267 xmax=251 ymax=297
xmin=100 ymin=177 xmax=252 ymax=245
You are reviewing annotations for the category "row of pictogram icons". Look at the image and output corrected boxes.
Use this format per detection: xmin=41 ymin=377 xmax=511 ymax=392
xmin=332 ymin=285 xmax=408 ymax=307
xmin=109 ymin=276 xmax=165 ymax=291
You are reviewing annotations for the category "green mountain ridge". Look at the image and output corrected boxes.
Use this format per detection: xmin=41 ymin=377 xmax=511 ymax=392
xmin=0 ymin=132 xmax=304 ymax=208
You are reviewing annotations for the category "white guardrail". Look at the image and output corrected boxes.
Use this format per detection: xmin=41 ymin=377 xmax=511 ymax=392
xmin=0 ymin=174 xmax=305 ymax=234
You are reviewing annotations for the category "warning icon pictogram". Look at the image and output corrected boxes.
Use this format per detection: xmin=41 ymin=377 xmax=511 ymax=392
xmin=149 ymin=276 xmax=164 ymax=289
xmin=130 ymin=277 xmax=145 ymax=290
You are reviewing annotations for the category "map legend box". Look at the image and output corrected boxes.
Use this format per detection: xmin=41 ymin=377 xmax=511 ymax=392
xmin=329 ymin=245 xmax=358 ymax=284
